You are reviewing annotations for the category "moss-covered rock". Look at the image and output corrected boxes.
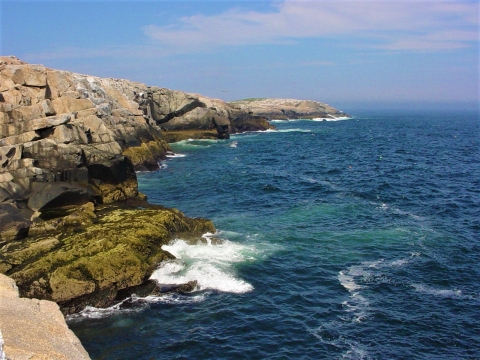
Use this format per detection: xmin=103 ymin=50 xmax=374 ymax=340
xmin=122 ymin=139 xmax=171 ymax=171
xmin=161 ymin=129 xmax=219 ymax=143
xmin=0 ymin=202 xmax=215 ymax=314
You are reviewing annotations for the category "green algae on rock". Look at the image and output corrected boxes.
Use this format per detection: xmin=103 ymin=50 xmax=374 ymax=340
xmin=0 ymin=202 xmax=215 ymax=314
xmin=122 ymin=139 xmax=171 ymax=171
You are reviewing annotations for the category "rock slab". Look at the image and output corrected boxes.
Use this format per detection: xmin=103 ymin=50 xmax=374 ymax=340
xmin=0 ymin=274 xmax=90 ymax=359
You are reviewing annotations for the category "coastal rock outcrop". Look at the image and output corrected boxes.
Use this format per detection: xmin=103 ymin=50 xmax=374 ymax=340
xmin=229 ymin=98 xmax=349 ymax=120
xmin=0 ymin=56 xmax=224 ymax=313
xmin=0 ymin=55 xmax=168 ymax=226
xmin=145 ymin=89 xmax=275 ymax=140
xmin=0 ymin=273 xmax=90 ymax=359
xmin=1 ymin=201 xmax=214 ymax=314
xmin=1 ymin=56 xmax=349 ymax=319
xmin=0 ymin=56 xmax=275 ymax=230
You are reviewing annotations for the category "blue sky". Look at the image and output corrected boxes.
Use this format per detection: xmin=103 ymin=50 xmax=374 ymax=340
xmin=1 ymin=0 xmax=479 ymax=111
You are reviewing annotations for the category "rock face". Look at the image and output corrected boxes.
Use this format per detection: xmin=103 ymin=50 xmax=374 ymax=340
xmin=145 ymin=89 xmax=275 ymax=138
xmin=0 ymin=56 xmax=275 ymax=238
xmin=229 ymin=98 xmax=349 ymax=120
xmin=0 ymin=273 xmax=90 ymax=359
xmin=0 ymin=55 xmax=168 ymax=233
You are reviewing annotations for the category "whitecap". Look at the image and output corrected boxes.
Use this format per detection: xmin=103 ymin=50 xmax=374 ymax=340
xmin=151 ymin=237 xmax=256 ymax=294
xmin=338 ymin=270 xmax=362 ymax=292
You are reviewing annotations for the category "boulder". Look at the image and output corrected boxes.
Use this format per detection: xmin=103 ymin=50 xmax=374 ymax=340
xmin=22 ymin=65 xmax=47 ymax=87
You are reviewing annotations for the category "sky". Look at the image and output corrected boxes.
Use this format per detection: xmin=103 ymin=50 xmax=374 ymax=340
xmin=1 ymin=0 xmax=479 ymax=112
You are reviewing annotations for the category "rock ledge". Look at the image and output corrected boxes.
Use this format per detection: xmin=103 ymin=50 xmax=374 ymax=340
xmin=0 ymin=273 xmax=90 ymax=359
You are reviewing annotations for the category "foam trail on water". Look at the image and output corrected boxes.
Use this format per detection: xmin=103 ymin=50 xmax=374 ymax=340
xmin=270 ymin=116 xmax=352 ymax=123
xmin=166 ymin=153 xmax=186 ymax=158
xmin=411 ymin=284 xmax=478 ymax=301
xmin=175 ymin=139 xmax=219 ymax=148
xmin=151 ymin=236 xmax=256 ymax=294
xmin=265 ymin=128 xmax=312 ymax=133
xmin=312 ymin=116 xmax=352 ymax=121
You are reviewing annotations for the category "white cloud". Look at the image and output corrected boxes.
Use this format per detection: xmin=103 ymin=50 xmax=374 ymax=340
xmin=143 ymin=0 xmax=479 ymax=52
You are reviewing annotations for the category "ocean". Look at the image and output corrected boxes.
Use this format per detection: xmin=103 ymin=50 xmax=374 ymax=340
xmin=69 ymin=110 xmax=480 ymax=359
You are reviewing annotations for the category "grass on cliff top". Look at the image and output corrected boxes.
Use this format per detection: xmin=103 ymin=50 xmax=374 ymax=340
xmin=229 ymin=98 xmax=268 ymax=103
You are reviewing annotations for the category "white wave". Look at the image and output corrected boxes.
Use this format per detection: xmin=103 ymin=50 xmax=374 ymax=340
xmin=265 ymin=128 xmax=312 ymax=133
xmin=151 ymin=237 xmax=256 ymax=294
xmin=67 ymin=292 xmax=209 ymax=321
xmin=67 ymin=299 xmax=144 ymax=321
xmin=166 ymin=153 xmax=186 ymax=158
xmin=229 ymin=141 xmax=238 ymax=148
xmin=312 ymin=116 xmax=352 ymax=122
xmin=173 ymin=139 xmax=219 ymax=147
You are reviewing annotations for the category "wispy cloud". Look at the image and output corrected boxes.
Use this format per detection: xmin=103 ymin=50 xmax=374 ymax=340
xmin=143 ymin=0 xmax=479 ymax=52
xmin=24 ymin=0 xmax=479 ymax=62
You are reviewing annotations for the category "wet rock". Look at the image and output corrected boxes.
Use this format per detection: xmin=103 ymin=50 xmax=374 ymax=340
xmin=154 ymin=280 xmax=198 ymax=294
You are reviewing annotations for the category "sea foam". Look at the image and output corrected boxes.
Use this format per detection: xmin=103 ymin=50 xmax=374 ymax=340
xmin=150 ymin=236 xmax=255 ymax=294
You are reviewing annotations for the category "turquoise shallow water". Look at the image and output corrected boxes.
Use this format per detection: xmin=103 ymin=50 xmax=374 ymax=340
xmin=70 ymin=110 xmax=480 ymax=359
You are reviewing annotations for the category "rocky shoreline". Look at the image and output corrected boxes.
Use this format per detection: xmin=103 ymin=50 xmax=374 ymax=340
xmin=229 ymin=97 xmax=348 ymax=120
xmin=0 ymin=56 xmax=347 ymax=358
xmin=0 ymin=56 xmax=274 ymax=313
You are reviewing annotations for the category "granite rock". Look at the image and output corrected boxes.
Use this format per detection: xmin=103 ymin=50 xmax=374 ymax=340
xmin=0 ymin=273 xmax=90 ymax=359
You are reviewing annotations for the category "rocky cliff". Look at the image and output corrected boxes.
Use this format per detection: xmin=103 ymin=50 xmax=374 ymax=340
xmin=229 ymin=98 xmax=349 ymax=120
xmin=0 ymin=273 xmax=90 ymax=359
xmin=0 ymin=56 xmax=273 ymax=241
xmin=0 ymin=56 xmax=271 ymax=314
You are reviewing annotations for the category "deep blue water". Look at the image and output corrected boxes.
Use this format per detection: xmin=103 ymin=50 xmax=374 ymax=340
xmin=70 ymin=111 xmax=480 ymax=359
